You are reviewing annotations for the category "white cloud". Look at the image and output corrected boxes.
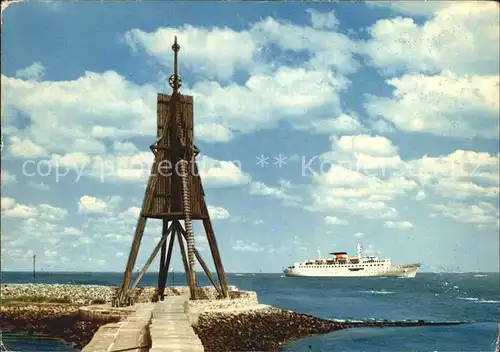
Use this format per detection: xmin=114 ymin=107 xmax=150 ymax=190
xmin=196 ymin=124 xmax=233 ymax=143
xmin=78 ymin=195 xmax=121 ymax=215
xmin=15 ymin=62 xmax=45 ymax=81
xmin=198 ymin=156 xmax=251 ymax=187
xmin=362 ymin=2 xmax=499 ymax=140
xmin=1 ymin=197 xmax=16 ymax=210
xmin=430 ymin=202 xmax=499 ymax=226
xmin=251 ymin=16 xmax=358 ymax=74
xmin=363 ymin=2 xmax=499 ymax=76
xmin=248 ymin=181 xmax=302 ymax=204
xmin=384 ymin=220 xmax=414 ymax=229
xmin=307 ymin=132 xmax=499 ymax=221
xmin=365 ymin=72 xmax=499 ymax=139
xmin=333 ymin=134 xmax=398 ymax=157
xmin=124 ymin=25 xmax=258 ymax=81
xmin=415 ymin=190 xmax=427 ymax=201
xmin=311 ymin=190 xmax=399 ymax=220
xmin=1 ymin=71 xmax=157 ymax=155
xmin=324 ymin=216 xmax=348 ymax=225
xmin=2 ymin=204 xmax=39 ymax=218
xmin=38 ymin=204 xmax=68 ymax=221
xmin=300 ymin=113 xmax=363 ymax=134
xmin=431 ymin=179 xmax=498 ymax=199
xmin=112 ymin=141 xmax=139 ymax=155
xmin=354 ymin=232 xmax=364 ymax=238
xmin=1 ymin=170 xmax=17 ymax=186
xmin=49 ymin=151 xmax=92 ymax=169
xmin=404 ymin=150 xmax=499 ymax=198
xmin=207 ymin=205 xmax=230 ymax=220
xmin=85 ymin=152 xmax=152 ymax=183
xmin=8 ymin=136 xmax=48 ymax=158
xmin=185 ymin=67 xmax=347 ymax=139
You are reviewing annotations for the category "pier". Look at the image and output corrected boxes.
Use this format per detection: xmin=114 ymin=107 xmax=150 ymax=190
xmin=83 ymin=296 xmax=204 ymax=352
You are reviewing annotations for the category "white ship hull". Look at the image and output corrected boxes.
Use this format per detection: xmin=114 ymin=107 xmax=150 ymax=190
xmin=284 ymin=263 xmax=420 ymax=278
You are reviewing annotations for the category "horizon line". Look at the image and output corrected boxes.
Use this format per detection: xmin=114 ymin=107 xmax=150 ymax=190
xmin=1 ymin=270 xmax=498 ymax=274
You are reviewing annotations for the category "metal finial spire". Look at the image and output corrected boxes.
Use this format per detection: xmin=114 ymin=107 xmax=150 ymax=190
xmin=169 ymin=36 xmax=182 ymax=92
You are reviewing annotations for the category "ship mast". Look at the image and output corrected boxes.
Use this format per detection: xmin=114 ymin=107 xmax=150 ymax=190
xmin=357 ymin=243 xmax=362 ymax=259
xmin=317 ymin=247 xmax=321 ymax=259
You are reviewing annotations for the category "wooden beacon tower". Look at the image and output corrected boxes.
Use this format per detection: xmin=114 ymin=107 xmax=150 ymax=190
xmin=115 ymin=37 xmax=229 ymax=306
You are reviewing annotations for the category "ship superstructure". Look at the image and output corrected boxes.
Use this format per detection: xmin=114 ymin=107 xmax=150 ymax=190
xmin=283 ymin=243 xmax=420 ymax=278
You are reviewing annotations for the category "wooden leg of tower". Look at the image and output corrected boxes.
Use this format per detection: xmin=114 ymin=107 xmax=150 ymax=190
xmin=175 ymin=222 xmax=197 ymax=300
xmin=178 ymin=225 xmax=222 ymax=296
xmin=202 ymin=217 xmax=229 ymax=298
xmin=194 ymin=248 xmax=222 ymax=296
xmin=157 ymin=220 xmax=168 ymax=298
xmin=119 ymin=215 xmax=148 ymax=302
xmin=119 ymin=161 xmax=160 ymax=304
xmin=159 ymin=226 xmax=176 ymax=299
xmin=157 ymin=219 xmax=170 ymax=300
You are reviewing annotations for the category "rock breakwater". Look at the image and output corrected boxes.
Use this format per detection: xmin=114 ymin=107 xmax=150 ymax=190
xmin=193 ymin=307 xmax=345 ymax=351
xmin=193 ymin=307 xmax=466 ymax=351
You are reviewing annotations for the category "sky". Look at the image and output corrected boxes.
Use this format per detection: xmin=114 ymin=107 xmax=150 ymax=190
xmin=1 ymin=1 xmax=499 ymax=274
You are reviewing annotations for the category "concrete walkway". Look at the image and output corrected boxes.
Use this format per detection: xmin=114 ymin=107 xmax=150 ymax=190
xmin=149 ymin=296 xmax=204 ymax=352
xmin=82 ymin=303 xmax=154 ymax=352
xmin=82 ymin=297 xmax=204 ymax=352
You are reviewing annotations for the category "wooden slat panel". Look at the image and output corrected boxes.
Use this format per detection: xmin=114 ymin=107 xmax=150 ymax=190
xmin=146 ymin=93 xmax=209 ymax=220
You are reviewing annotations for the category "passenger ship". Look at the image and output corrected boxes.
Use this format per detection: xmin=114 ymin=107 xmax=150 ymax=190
xmin=283 ymin=244 xmax=420 ymax=278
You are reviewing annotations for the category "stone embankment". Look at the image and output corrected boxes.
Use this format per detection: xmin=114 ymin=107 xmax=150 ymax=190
xmin=193 ymin=307 xmax=345 ymax=351
xmin=192 ymin=307 xmax=466 ymax=351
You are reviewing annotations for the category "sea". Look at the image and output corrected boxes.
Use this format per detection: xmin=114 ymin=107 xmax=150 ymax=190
xmin=1 ymin=271 xmax=499 ymax=352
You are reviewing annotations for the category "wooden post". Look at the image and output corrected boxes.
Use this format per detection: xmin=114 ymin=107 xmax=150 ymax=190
xmin=175 ymin=222 xmax=196 ymax=300
xmin=157 ymin=219 xmax=168 ymax=296
xmin=159 ymin=224 xmax=176 ymax=300
xmin=119 ymin=161 xmax=159 ymax=302
xmin=202 ymin=215 xmax=229 ymax=298
xmin=178 ymin=225 xmax=222 ymax=296
xmin=32 ymin=254 xmax=36 ymax=283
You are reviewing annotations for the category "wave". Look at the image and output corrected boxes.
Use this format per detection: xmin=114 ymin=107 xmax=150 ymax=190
xmin=360 ymin=290 xmax=394 ymax=295
xmin=457 ymin=297 xmax=499 ymax=304
xmin=474 ymin=274 xmax=488 ymax=277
